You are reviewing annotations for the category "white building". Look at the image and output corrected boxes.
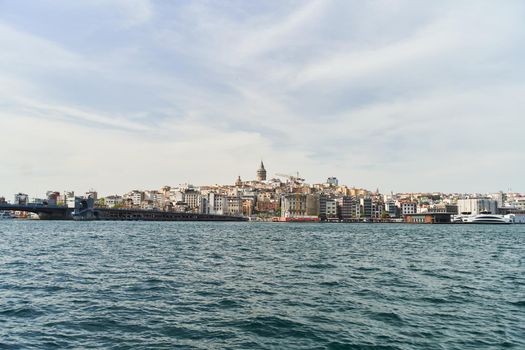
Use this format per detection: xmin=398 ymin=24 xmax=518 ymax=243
xmin=125 ymin=190 xmax=144 ymax=207
xmin=201 ymin=193 xmax=228 ymax=215
xmin=184 ymin=191 xmax=201 ymax=211
xmin=401 ymin=202 xmax=417 ymax=215
xmin=325 ymin=199 xmax=338 ymax=218
xmin=457 ymin=198 xmax=498 ymax=215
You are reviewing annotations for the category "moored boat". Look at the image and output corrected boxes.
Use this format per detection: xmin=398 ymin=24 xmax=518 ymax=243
xmin=463 ymin=214 xmax=513 ymax=224
xmin=0 ymin=211 xmax=15 ymax=219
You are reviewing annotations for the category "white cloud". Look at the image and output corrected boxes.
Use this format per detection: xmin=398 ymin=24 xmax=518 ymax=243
xmin=230 ymin=0 xmax=328 ymax=62
xmin=0 ymin=0 xmax=524 ymax=196
xmin=0 ymin=22 xmax=87 ymax=70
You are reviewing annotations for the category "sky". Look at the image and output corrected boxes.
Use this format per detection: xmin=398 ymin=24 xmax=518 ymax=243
xmin=0 ymin=0 xmax=524 ymax=198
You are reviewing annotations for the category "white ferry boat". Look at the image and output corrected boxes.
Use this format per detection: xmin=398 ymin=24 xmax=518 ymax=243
xmin=463 ymin=214 xmax=513 ymax=224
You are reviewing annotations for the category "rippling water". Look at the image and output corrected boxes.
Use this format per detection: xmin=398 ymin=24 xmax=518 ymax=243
xmin=0 ymin=221 xmax=524 ymax=349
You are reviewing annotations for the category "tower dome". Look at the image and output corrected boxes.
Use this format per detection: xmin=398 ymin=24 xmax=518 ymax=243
xmin=256 ymin=161 xmax=267 ymax=181
xmin=235 ymin=175 xmax=243 ymax=187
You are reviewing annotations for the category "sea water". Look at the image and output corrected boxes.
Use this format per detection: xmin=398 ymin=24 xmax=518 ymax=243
xmin=0 ymin=221 xmax=524 ymax=349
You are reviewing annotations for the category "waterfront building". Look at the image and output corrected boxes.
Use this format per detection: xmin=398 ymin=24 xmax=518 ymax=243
xmin=169 ymin=185 xmax=197 ymax=206
xmin=372 ymin=201 xmax=384 ymax=219
xmin=319 ymin=195 xmax=327 ymax=220
xmin=256 ymin=161 xmax=267 ymax=182
xmin=199 ymin=196 xmax=208 ymax=214
xmin=457 ymin=198 xmax=497 ymax=215
xmin=385 ymin=200 xmax=398 ymax=218
xmin=202 ymin=192 xmax=228 ymax=215
xmin=341 ymin=196 xmax=356 ymax=221
xmin=430 ymin=203 xmax=458 ymax=214
xmin=325 ymin=199 xmax=338 ymax=220
xmin=183 ymin=190 xmax=201 ymax=212
xmin=319 ymin=195 xmax=337 ymax=220
xmin=318 ymin=196 xmax=338 ymax=220
xmin=404 ymin=213 xmax=452 ymax=224
xmin=227 ymin=197 xmax=242 ymax=216
xmin=360 ymin=197 xmax=373 ymax=218
xmin=242 ymin=199 xmax=254 ymax=217
xmin=401 ymin=202 xmax=417 ymax=215
xmin=255 ymin=192 xmax=279 ymax=214
xmin=281 ymin=194 xmax=319 ymax=218
xmin=0 ymin=197 xmax=6 ymax=205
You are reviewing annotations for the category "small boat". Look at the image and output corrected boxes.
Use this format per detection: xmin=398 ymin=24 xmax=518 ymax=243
xmin=0 ymin=211 xmax=15 ymax=220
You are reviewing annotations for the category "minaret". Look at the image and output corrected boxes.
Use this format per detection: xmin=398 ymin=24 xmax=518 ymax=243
xmin=256 ymin=161 xmax=267 ymax=181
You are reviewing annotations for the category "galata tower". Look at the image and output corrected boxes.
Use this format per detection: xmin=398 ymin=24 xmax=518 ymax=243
xmin=256 ymin=161 xmax=267 ymax=181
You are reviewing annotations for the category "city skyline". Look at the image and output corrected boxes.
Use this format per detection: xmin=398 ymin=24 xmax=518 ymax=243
xmin=3 ymin=168 xmax=523 ymax=224
xmin=1 ymin=160 xmax=522 ymax=200
xmin=1 ymin=1 xmax=524 ymax=197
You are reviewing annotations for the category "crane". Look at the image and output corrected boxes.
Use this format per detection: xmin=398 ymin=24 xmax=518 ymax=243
xmin=275 ymin=172 xmax=305 ymax=183
xmin=275 ymin=172 xmax=305 ymax=193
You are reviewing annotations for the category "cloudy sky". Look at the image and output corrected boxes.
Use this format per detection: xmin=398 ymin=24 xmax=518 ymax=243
xmin=0 ymin=0 xmax=524 ymax=198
